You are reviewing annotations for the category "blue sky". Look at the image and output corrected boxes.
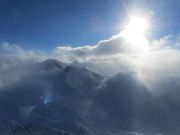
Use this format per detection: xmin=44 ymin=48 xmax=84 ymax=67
xmin=0 ymin=0 xmax=180 ymax=52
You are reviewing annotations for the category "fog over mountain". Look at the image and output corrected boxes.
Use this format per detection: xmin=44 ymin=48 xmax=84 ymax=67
xmin=0 ymin=58 xmax=178 ymax=135
xmin=1 ymin=33 xmax=180 ymax=135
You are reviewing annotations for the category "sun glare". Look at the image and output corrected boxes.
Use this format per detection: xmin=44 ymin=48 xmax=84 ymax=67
xmin=125 ymin=16 xmax=148 ymax=35
xmin=122 ymin=15 xmax=150 ymax=52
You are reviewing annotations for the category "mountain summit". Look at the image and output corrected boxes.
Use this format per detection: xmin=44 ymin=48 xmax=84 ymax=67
xmin=37 ymin=59 xmax=66 ymax=71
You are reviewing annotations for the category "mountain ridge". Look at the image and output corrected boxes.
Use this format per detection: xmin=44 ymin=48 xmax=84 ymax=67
xmin=0 ymin=59 xmax=179 ymax=135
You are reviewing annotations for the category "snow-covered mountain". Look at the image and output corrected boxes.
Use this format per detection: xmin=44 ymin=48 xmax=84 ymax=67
xmin=0 ymin=59 xmax=179 ymax=135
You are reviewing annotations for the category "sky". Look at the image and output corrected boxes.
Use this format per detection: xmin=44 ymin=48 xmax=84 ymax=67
xmin=1 ymin=0 xmax=180 ymax=52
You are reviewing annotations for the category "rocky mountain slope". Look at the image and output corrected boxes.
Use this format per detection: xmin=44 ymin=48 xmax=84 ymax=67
xmin=0 ymin=59 xmax=179 ymax=135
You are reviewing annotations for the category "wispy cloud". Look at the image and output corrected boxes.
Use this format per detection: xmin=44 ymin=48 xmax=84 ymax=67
xmin=0 ymin=42 xmax=47 ymax=87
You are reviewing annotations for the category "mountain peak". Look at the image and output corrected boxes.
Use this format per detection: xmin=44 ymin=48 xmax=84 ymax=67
xmin=39 ymin=59 xmax=66 ymax=71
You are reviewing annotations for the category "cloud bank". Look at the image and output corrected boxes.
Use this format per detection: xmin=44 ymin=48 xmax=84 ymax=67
xmin=1 ymin=32 xmax=180 ymax=90
xmin=53 ymin=33 xmax=180 ymax=91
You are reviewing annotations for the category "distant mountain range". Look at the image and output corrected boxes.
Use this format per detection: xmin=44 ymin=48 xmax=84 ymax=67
xmin=0 ymin=59 xmax=179 ymax=135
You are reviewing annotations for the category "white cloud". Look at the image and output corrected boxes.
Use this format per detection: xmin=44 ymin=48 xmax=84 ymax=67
xmin=1 ymin=32 xmax=180 ymax=92
xmin=53 ymin=32 xmax=180 ymax=92
xmin=0 ymin=42 xmax=48 ymax=88
xmin=0 ymin=42 xmax=47 ymax=61
xmin=54 ymin=34 xmax=149 ymax=62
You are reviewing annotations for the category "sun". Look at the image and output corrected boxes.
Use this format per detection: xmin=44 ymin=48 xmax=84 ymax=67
xmin=125 ymin=16 xmax=148 ymax=35
xmin=122 ymin=15 xmax=150 ymax=52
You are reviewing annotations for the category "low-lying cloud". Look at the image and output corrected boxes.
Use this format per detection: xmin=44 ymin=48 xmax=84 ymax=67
xmin=1 ymin=32 xmax=180 ymax=90
xmin=0 ymin=43 xmax=47 ymax=87
xmin=53 ymin=33 xmax=180 ymax=91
